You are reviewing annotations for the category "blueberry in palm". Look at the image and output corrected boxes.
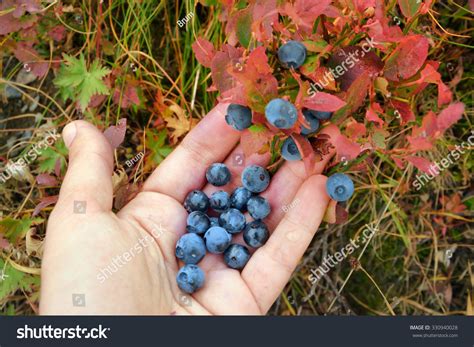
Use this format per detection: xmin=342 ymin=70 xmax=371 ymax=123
xmin=184 ymin=190 xmax=209 ymax=213
xmin=219 ymin=208 xmax=246 ymax=234
xmin=224 ymin=244 xmax=250 ymax=270
xmin=175 ymin=233 xmax=206 ymax=264
xmin=204 ymin=226 xmax=232 ymax=253
xmin=206 ymin=163 xmax=231 ymax=186
xmin=243 ymin=220 xmax=269 ymax=248
xmin=230 ymin=187 xmax=252 ymax=211
xmin=176 ymin=264 xmax=205 ymax=294
xmin=241 ymin=165 xmax=270 ymax=193
xmin=209 ymin=190 xmax=231 ymax=212
xmin=186 ymin=211 xmax=210 ymax=234
xmin=247 ymin=196 xmax=271 ymax=220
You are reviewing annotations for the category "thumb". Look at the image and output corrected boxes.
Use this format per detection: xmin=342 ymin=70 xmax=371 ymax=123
xmin=56 ymin=120 xmax=114 ymax=214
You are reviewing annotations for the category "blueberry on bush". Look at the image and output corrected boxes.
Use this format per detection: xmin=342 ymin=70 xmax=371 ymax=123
xmin=225 ymin=104 xmax=252 ymax=131
xmin=175 ymin=233 xmax=206 ymax=264
xmin=326 ymin=173 xmax=354 ymax=202
xmin=204 ymin=226 xmax=232 ymax=253
xmin=184 ymin=190 xmax=209 ymax=213
xmin=241 ymin=165 xmax=270 ymax=193
xmin=209 ymin=217 xmax=219 ymax=227
xmin=281 ymin=137 xmax=301 ymax=161
xmin=224 ymin=244 xmax=250 ymax=270
xmin=301 ymin=109 xmax=320 ymax=135
xmin=209 ymin=190 xmax=231 ymax=212
xmin=278 ymin=40 xmax=307 ymax=69
xmin=176 ymin=264 xmax=205 ymax=294
xmin=247 ymin=196 xmax=271 ymax=220
xmin=265 ymin=98 xmax=298 ymax=129
xmin=230 ymin=186 xmax=252 ymax=211
xmin=206 ymin=163 xmax=231 ymax=186
xmin=314 ymin=111 xmax=332 ymax=120
xmin=186 ymin=211 xmax=210 ymax=234
xmin=219 ymin=208 xmax=246 ymax=234
xmin=243 ymin=220 xmax=269 ymax=248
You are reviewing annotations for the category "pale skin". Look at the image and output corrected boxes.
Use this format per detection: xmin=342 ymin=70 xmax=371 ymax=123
xmin=40 ymin=103 xmax=337 ymax=315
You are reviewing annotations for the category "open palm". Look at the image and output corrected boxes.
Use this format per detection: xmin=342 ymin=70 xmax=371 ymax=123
xmin=40 ymin=103 xmax=335 ymax=315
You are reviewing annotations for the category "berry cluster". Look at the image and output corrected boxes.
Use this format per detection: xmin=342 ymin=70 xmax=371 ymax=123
xmin=225 ymin=40 xmax=333 ymax=162
xmin=175 ymin=163 xmax=272 ymax=294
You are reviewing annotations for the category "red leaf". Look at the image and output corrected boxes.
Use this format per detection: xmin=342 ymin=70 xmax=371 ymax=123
xmin=363 ymin=18 xmax=404 ymax=45
xmin=384 ymin=35 xmax=429 ymax=81
xmin=0 ymin=234 xmax=10 ymax=250
xmin=54 ymin=158 xmax=62 ymax=177
xmin=365 ymin=102 xmax=384 ymax=126
xmin=104 ymin=118 xmax=127 ymax=149
xmin=240 ymin=127 xmax=273 ymax=158
xmin=283 ymin=0 xmax=332 ymax=30
xmin=327 ymin=45 xmax=383 ymax=91
xmin=407 ymin=135 xmax=433 ymax=151
xmin=36 ymin=173 xmax=58 ymax=186
xmin=437 ymin=102 xmax=464 ymax=133
xmin=302 ymin=92 xmax=346 ymax=112
xmin=405 ymin=156 xmax=435 ymax=175
xmin=327 ymin=129 xmax=362 ymax=161
xmin=211 ymin=45 xmax=244 ymax=94
xmin=113 ymin=85 xmax=140 ymax=109
xmin=345 ymin=118 xmax=366 ymax=138
xmin=332 ymin=73 xmax=371 ymax=123
xmin=48 ymin=25 xmax=66 ymax=42
xmin=33 ymin=195 xmax=59 ymax=216
xmin=391 ymin=99 xmax=415 ymax=123
xmin=192 ymin=38 xmax=215 ymax=68
xmin=13 ymin=43 xmax=49 ymax=77
xmin=292 ymin=134 xmax=315 ymax=176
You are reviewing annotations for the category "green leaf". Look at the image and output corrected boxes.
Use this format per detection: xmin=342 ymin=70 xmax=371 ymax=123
xmin=248 ymin=124 xmax=267 ymax=133
xmin=236 ymin=9 xmax=252 ymax=48
xmin=398 ymin=0 xmax=422 ymax=19
xmin=0 ymin=258 xmax=39 ymax=301
xmin=38 ymin=140 xmax=68 ymax=173
xmin=54 ymin=54 xmax=110 ymax=111
xmin=145 ymin=129 xmax=173 ymax=164
xmin=0 ymin=216 xmax=43 ymax=244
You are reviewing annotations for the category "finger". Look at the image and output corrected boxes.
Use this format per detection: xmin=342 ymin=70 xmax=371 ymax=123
xmin=143 ymin=103 xmax=240 ymax=202
xmin=55 ymin=120 xmax=114 ymax=214
xmin=241 ymin=174 xmax=330 ymax=313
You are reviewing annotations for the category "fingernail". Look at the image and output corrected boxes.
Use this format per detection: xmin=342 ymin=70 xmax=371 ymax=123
xmin=62 ymin=122 xmax=77 ymax=148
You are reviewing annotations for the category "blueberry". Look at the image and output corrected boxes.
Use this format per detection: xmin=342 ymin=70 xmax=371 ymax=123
xmin=219 ymin=208 xmax=246 ymax=234
xmin=265 ymin=98 xmax=298 ymax=129
xmin=243 ymin=220 xmax=269 ymax=248
xmin=225 ymin=104 xmax=252 ymax=131
xmin=209 ymin=216 xmax=219 ymax=227
xmin=301 ymin=109 xmax=320 ymax=135
xmin=186 ymin=211 xmax=210 ymax=234
xmin=206 ymin=163 xmax=231 ymax=187
xmin=230 ymin=187 xmax=252 ymax=211
xmin=204 ymin=226 xmax=232 ymax=253
xmin=247 ymin=196 xmax=271 ymax=220
xmin=326 ymin=173 xmax=354 ymax=202
xmin=241 ymin=165 xmax=270 ymax=193
xmin=176 ymin=264 xmax=205 ymax=294
xmin=184 ymin=190 xmax=209 ymax=213
xmin=314 ymin=111 xmax=332 ymax=120
xmin=278 ymin=40 xmax=307 ymax=69
xmin=209 ymin=190 xmax=231 ymax=212
xmin=175 ymin=233 xmax=206 ymax=264
xmin=281 ymin=137 xmax=302 ymax=161
xmin=224 ymin=244 xmax=250 ymax=270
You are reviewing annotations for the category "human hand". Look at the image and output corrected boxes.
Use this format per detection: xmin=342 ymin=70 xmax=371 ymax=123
xmin=40 ymin=103 xmax=336 ymax=315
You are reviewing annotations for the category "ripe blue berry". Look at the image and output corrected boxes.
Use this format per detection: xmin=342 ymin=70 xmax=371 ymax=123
xmin=301 ymin=109 xmax=320 ymax=135
xmin=209 ymin=217 xmax=219 ymax=227
xmin=224 ymin=244 xmax=250 ymax=270
xmin=204 ymin=226 xmax=232 ymax=253
xmin=175 ymin=233 xmax=206 ymax=264
xmin=206 ymin=163 xmax=231 ymax=186
xmin=281 ymin=137 xmax=302 ymax=161
xmin=314 ymin=111 xmax=332 ymax=120
xmin=241 ymin=165 xmax=270 ymax=193
xmin=219 ymin=208 xmax=246 ymax=234
xmin=209 ymin=190 xmax=231 ymax=212
xmin=326 ymin=173 xmax=354 ymax=202
xmin=278 ymin=40 xmax=307 ymax=69
xmin=225 ymin=104 xmax=252 ymax=131
xmin=265 ymin=98 xmax=298 ymax=129
xmin=230 ymin=187 xmax=252 ymax=211
xmin=186 ymin=211 xmax=210 ymax=234
xmin=247 ymin=196 xmax=271 ymax=220
xmin=184 ymin=190 xmax=209 ymax=213
xmin=243 ymin=220 xmax=269 ymax=248
xmin=176 ymin=264 xmax=205 ymax=294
